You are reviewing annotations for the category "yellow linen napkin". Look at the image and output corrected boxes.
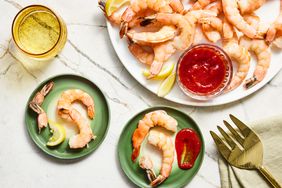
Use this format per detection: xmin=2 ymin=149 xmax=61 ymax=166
xmin=218 ymin=115 xmax=282 ymax=188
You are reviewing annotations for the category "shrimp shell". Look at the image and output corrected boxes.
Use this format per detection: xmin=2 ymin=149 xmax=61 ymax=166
xmin=131 ymin=110 xmax=177 ymax=162
xmin=29 ymin=102 xmax=48 ymax=133
xmin=32 ymin=81 xmax=54 ymax=106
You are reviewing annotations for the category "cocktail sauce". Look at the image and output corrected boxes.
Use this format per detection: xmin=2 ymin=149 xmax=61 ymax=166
xmin=175 ymin=128 xmax=201 ymax=170
xmin=177 ymin=44 xmax=232 ymax=98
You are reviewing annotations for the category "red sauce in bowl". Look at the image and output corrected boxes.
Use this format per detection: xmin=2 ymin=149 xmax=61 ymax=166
xmin=177 ymin=44 xmax=232 ymax=100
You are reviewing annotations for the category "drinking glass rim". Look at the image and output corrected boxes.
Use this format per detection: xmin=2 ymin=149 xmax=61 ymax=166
xmin=11 ymin=4 xmax=63 ymax=56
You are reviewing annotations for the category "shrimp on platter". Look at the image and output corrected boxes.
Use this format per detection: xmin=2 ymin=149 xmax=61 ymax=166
xmin=239 ymin=14 xmax=271 ymax=89
xmin=98 ymin=0 xmax=128 ymax=25
xmin=128 ymin=43 xmax=154 ymax=65
xmin=200 ymin=16 xmax=223 ymax=42
xmin=126 ymin=25 xmax=177 ymax=45
xmin=222 ymin=20 xmax=251 ymax=92
xmin=222 ymin=0 xmax=261 ymax=39
xmin=120 ymin=0 xmax=181 ymax=37
xmin=237 ymin=0 xmax=266 ymax=14
xmin=266 ymin=0 xmax=282 ymax=44
xmin=190 ymin=0 xmax=217 ymax=10
xmin=29 ymin=102 xmax=48 ymax=133
xmin=147 ymin=130 xmax=174 ymax=187
xmin=240 ymin=36 xmax=271 ymax=89
xmin=204 ymin=1 xmax=222 ymax=16
xmin=131 ymin=110 xmax=177 ymax=162
xmin=57 ymin=89 xmax=95 ymax=120
xmin=201 ymin=1 xmax=223 ymax=43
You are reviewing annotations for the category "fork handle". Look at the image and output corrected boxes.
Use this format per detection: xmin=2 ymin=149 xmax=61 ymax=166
xmin=257 ymin=165 xmax=282 ymax=188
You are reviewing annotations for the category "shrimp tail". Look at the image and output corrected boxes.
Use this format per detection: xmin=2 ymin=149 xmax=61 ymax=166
xmin=148 ymin=61 xmax=163 ymax=79
xmin=150 ymin=175 xmax=166 ymax=187
xmin=244 ymin=76 xmax=258 ymax=89
xmin=98 ymin=0 xmax=106 ymax=12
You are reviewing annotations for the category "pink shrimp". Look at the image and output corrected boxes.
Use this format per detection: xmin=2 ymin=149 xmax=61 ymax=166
xmin=128 ymin=43 xmax=154 ymax=65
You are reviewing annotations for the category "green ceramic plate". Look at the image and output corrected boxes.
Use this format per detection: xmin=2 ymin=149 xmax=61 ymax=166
xmin=118 ymin=106 xmax=205 ymax=188
xmin=25 ymin=74 xmax=110 ymax=159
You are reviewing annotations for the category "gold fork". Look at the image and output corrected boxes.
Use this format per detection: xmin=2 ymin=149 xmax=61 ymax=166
xmin=210 ymin=114 xmax=282 ymax=188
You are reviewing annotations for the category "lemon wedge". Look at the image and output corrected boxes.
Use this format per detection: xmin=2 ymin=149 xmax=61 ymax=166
xmin=105 ymin=0 xmax=130 ymax=16
xmin=143 ymin=63 xmax=175 ymax=80
xmin=157 ymin=71 xmax=176 ymax=97
xmin=46 ymin=120 xmax=66 ymax=147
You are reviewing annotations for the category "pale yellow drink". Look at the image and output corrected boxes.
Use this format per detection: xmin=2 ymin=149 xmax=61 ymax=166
xmin=12 ymin=5 xmax=67 ymax=60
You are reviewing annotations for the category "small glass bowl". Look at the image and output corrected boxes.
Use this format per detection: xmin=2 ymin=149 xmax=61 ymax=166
xmin=176 ymin=44 xmax=233 ymax=101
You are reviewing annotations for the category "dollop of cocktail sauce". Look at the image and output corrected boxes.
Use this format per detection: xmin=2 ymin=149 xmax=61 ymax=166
xmin=175 ymin=128 xmax=201 ymax=170
xmin=178 ymin=45 xmax=228 ymax=95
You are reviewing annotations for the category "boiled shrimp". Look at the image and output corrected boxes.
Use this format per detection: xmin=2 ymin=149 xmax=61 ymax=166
xmin=149 ymin=41 xmax=177 ymax=77
xmin=67 ymin=108 xmax=95 ymax=149
xmin=222 ymin=0 xmax=259 ymax=39
xmin=57 ymin=89 xmax=95 ymax=119
xmin=98 ymin=0 xmax=126 ymax=25
xmin=239 ymin=14 xmax=271 ymax=88
xmin=223 ymin=20 xmax=251 ymax=91
xmin=238 ymin=0 xmax=266 ymax=14
xmin=204 ymin=1 xmax=222 ymax=15
xmin=266 ymin=0 xmax=282 ymax=43
xmin=190 ymin=0 xmax=217 ymax=10
xmin=31 ymin=82 xmax=54 ymax=106
xmin=126 ymin=26 xmax=177 ymax=45
xmin=120 ymin=0 xmax=174 ymax=37
xmin=29 ymin=102 xmax=48 ymax=133
xmin=169 ymin=0 xmax=185 ymax=14
xmin=141 ymin=13 xmax=190 ymax=76
xmin=201 ymin=1 xmax=223 ymax=43
xmin=147 ymin=131 xmax=174 ymax=187
xmin=240 ymin=36 xmax=271 ymax=88
xmin=128 ymin=43 xmax=154 ymax=65
xmin=199 ymin=16 xmax=222 ymax=42
xmin=131 ymin=110 xmax=177 ymax=161
xmin=202 ymin=23 xmax=221 ymax=42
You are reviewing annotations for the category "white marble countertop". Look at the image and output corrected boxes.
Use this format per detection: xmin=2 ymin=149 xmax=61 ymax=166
xmin=1 ymin=0 xmax=282 ymax=187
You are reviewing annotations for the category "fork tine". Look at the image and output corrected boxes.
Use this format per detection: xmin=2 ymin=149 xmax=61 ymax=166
xmin=223 ymin=120 xmax=244 ymax=145
xmin=229 ymin=114 xmax=251 ymax=137
xmin=210 ymin=131 xmax=231 ymax=160
xmin=217 ymin=126 xmax=236 ymax=149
